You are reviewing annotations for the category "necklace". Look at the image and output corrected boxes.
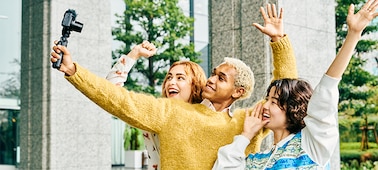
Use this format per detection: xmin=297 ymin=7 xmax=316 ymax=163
xmin=270 ymin=144 xmax=276 ymax=153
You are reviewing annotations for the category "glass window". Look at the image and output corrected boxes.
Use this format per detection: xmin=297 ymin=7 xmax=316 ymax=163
xmin=0 ymin=0 xmax=21 ymax=168
xmin=0 ymin=99 xmax=20 ymax=166
xmin=193 ymin=0 xmax=210 ymax=76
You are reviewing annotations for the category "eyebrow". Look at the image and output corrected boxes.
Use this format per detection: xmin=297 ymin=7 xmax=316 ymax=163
xmin=176 ymin=73 xmax=186 ymax=76
xmin=168 ymin=72 xmax=186 ymax=76
xmin=212 ymin=68 xmax=228 ymax=79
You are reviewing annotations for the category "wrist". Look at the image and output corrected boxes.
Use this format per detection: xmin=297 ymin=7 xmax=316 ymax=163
xmin=241 ymin=132 xmax=254 ymax=141
xmin=346 ymin=30 xmax=362 ymax=39
xmin=64 ymin=63 xmax=77 ymax=76
xmin=127 ymin=48 xmax=140 ymax=60
xmin=271 ymin=34 xmax=284 ymax=42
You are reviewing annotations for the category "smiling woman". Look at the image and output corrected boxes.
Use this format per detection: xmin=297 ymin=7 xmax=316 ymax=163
xmin=162 ymin=60 xmax=207 ymax=104
xmin=106 ymin=46 xmax=207 ymax=170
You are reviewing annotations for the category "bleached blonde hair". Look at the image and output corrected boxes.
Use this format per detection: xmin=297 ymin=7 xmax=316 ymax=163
xmin=223 ymin=57 xmax=254 ymax=100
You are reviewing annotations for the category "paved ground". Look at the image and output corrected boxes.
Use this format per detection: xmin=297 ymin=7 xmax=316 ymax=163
xmin=112 ymin=165 xmax=147 ymax=170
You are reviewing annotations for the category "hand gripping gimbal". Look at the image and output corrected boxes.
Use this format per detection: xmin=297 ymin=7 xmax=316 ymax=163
xmin=52 ymin=9 xmax=83 ymax=69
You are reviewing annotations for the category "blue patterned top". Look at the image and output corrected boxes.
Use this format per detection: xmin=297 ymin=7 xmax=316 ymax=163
xmin=246 ymin=132 xmax=330 ymax=170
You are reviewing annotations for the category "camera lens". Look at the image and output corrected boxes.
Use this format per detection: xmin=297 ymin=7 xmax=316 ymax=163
xmin=70 ymin=21 xmax=83 ymax=33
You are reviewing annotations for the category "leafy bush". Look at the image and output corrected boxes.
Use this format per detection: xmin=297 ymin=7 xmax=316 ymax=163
xmin=123 ymin=125 xmax=145 ymax=150
xmin=341 ymin=160 xmax=378 ymax=170
xmin=340 ymin=142 xmax=378 ymax=163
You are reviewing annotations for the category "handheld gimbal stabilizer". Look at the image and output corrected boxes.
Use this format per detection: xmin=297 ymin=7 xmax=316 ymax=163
xmin=52 ymin=9 xmax=83 ymax=69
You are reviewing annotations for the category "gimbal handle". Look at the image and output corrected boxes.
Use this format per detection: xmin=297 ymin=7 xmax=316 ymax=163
xmin=52 ymin=36 xmax=68 ymax=69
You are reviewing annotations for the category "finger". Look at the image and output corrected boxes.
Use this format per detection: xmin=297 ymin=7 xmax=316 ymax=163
xmin=267 ymin=4 xmax=273 ymax=18
xmin=278 ymin=8 xmax=283 ymax=19
xmin=252 ymin=104 xmax=260 ymax=117
xmin=50 ymin=51 xmax=61 ymax=60
xmin=260 ymin=7 xmax=268 ymax=21
xmin=245 ymin=109 xmax=250 ymax=117
xmin=364 ymin=0 xmax=374 ymax=10
xmin=52 ymin=46 xmax=60 ymax=53
xmin=57 ymin=45 xmax=70 ymax=55
xmin=371 ymin=0 xmax=378 ymax=7
xmin=271 ymin=4 xmax=277 ymax=18
xmin=256 ymin=103 xmax=263 ymax=119
xmin=54 ymin=40 xmax=59 ymax=45
xmin=372 ymin=1 xmax=378 ymax=12
xmin=141 ymin=40 xmax=149 ymax=47
xmin=251 ymin=109 xmax=256 ymax=118
xmin=368 ymin=0 xmax=374 ymax=8
xmin=150 ymin=45 xmax=157 ymax=55
xmin=146 ymin=43 xmax=156 ymax=51
xmin=50 ymin=57 xmax=58 ymax=63
xmin=256 ymin=103 xmax=263 ymax=118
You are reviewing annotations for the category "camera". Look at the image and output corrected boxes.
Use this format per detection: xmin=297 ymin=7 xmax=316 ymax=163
xmin=61 ymin=9 xmax=83 ymax=33
xmin=52 ymin=9 xmax=84 ymax=69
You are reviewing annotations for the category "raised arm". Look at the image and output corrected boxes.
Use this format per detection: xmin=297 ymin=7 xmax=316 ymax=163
xmin=303 ymin=0 xmax=378 ymax=166
xmin=253 ymin=4 xmax=298 ymax=80
xmin=51 ymin=41 xmax=156 ymax=76
xmin=243 ymin=3 xmax=297 ymax=155
xmin=326 ymin=0 xmax=378 ymax=78
xmin=106 ymin=41 xmax=156 ymax=86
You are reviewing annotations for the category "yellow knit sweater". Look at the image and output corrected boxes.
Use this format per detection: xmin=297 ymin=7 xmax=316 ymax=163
xmin=65 ymin=35 xmax=296 ymax=170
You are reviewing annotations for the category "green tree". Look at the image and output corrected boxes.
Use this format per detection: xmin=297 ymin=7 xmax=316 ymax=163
xmin=111 ymin=0 xmax=202 ymax=152
xmin=0 ymin=59 xmax=20 ymax=98
xmin=336 ymin=0 xmax=378 ymax=117
xmin=112 ymin=0 xmax=201 ymax=96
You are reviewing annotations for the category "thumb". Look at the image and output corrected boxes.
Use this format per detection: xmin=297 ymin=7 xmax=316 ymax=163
xmin=253 ymin=23 xmax=264 ymax=32
xmin=57 ymin=45 xmax=71 ymax=56
xmin=348 ymin=4 xmax=354 ymax=16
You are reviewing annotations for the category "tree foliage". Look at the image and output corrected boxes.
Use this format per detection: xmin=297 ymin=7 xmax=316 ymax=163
xmin=336 ymin=0 xmax=378 ymax=117
xmin=0 ymin=59 xmax=20 ymax=99
xmin=112 ymin=0 xmax=201 ymax=96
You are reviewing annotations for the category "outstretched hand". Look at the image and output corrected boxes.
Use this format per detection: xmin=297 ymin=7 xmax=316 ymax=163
xmin=242 ymin=103 xmax=269 ymax=140
xmin=326 ymin=0 xmax=378 ymax=78
xmin=347 ymin=0 xmax=378 ymax=34
xmin=253 ymin=4 xmax=284 ymax=42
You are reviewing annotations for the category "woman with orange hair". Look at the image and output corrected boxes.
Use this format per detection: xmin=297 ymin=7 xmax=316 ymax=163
xmin=106 ymin=43 xmax=207 ymax=170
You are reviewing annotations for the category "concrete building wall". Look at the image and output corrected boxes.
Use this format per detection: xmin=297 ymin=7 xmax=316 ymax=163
xmin=20 ymin=0 xmax=112 ymax=169
xmin=209 ymin=0 xmax=339 ymax=169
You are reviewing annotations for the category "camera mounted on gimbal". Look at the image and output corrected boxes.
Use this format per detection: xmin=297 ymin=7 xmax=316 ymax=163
xmin=52 ymin=9 xmax=83 ymax=69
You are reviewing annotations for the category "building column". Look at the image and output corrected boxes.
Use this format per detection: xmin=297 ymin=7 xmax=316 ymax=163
xmin=20 ymin=0 xmax=112 ymax=169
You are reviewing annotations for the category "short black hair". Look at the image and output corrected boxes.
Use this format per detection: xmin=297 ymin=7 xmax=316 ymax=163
xmin=267 ymin=79 xmax=313 ymax=133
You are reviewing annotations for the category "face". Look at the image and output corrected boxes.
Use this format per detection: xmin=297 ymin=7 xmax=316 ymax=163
xmin=164 ymin=65 xmax=192 ymax=102
xmin=201 ymin=63 xmax=239 ymax=103
xmin=262 ymin=86 xmax=287 ymax=131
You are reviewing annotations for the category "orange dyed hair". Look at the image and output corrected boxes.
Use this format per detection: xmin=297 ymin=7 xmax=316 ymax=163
xmin=161 ymin=61 xmax=207 ymax=104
